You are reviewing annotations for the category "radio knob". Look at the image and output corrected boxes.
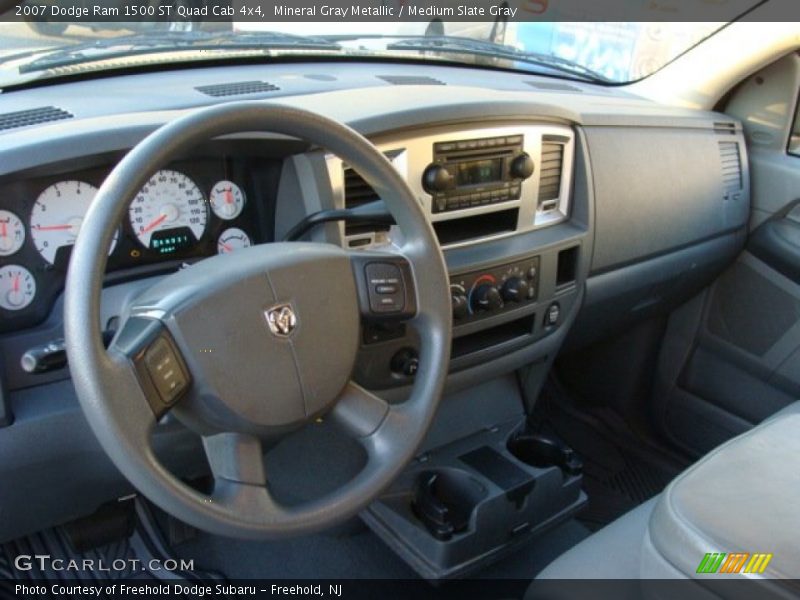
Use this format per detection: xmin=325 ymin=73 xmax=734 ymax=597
xmin=472 ymin=284 xmax=503 ymax=312
xmin=510 ymin=153 xmax=535 ymax=179
xmin=451 ymin=293 xmax=469 ymax=320
xmin=501 ymin=277 xmax=530 ymax=303
xmin=422 ymin=164 xmax=453 ymax=193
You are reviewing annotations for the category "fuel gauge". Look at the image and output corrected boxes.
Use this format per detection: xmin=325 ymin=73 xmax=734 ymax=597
xmin=209 ymin=181 xmax=245 ymax=220
xmin=0 ymin=210 xmax=25 ymax=256
xmin=217 ymin=228 xmax=251 ymax=254
xmin=0 ymin=265 xmax=36 ymax=311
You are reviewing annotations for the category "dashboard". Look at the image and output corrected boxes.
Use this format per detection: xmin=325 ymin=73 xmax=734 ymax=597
xmin=0 ymin=60 xmax=752 ymax=541
xmin=0 ymin=145 xmax=282 ymax=332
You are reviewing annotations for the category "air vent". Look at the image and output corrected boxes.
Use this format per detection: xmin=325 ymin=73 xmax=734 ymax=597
xmin=719 ymin=141 xmax=743 ymax=195
xmin=343 ymin=167 xmax=390 ymax=237
xmin=714 ymin=122 xmax=737 ymax=135
xmin=0 ymin=106 xmax=72 ymax=132
xmin=526 ymin=81 xmax=582 ymax=92
xmin=539 ymin=141 xmax=565 ymax=207
xmin=195 ymin=81 xmax=279 ymax=97
xmin=377 ymin=75 xmax=445 ymax=86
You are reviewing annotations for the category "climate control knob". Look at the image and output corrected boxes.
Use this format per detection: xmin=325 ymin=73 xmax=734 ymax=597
xmin=451 ymin=292 xmax=469 ymax=320
xmin=422 ymin=164 xmax=453 ymax=193
xmin=510 ymin=153 xmax=535 ymax=179
xmin=471 ymin=284 xmax=503 ymax=312
xmin=501 ymin=277 xmax=530 ymax=303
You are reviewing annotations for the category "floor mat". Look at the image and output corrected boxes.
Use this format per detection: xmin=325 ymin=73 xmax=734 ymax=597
xmin=0 ymin=499 xmax=220 ymax=596
xmin=529 ymin=381 xmax=688 ymax=530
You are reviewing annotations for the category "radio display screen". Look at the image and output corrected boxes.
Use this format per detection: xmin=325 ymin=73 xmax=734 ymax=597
xmin=456 ymin=159 xmax=503 ymax=186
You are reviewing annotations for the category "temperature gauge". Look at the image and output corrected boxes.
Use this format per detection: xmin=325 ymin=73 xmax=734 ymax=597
xmin=0 ymin=265 xmax=36 ymax=311
xmin=217 ymin=228 xmax=251 ymax=254
xmin=209 ymin=181 xmax=245 ymax=220
xmin=0 ymin=210 xmax=25 ymax=256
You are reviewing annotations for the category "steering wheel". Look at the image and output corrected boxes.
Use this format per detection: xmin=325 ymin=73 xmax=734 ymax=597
xmin=64 ymin=103 xmax=451 ymax=539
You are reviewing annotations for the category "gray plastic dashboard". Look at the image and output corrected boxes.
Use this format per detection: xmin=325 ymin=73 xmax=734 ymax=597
xmin=0 ymin=60 xmax=750 ymax=541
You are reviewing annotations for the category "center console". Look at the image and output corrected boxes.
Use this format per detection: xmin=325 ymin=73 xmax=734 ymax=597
xmin=274 ymin=119 xmax=593 ymax=580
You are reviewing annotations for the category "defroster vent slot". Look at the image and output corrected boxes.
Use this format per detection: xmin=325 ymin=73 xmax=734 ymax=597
xmin=0 ymin=106 xmax=73 ymax=131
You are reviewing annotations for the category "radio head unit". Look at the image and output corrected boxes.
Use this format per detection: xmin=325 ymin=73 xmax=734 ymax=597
xmin=423 ymin=135 xmax=535 ymax=214
xmin=324 ymin=123 xmax=575 ymax=250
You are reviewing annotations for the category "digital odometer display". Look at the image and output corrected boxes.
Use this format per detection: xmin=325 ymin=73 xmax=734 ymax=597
xmin=456 ymin=159 xmax=503 ymax=186
xmin=150 ymin=228 xmax=195 ymax=255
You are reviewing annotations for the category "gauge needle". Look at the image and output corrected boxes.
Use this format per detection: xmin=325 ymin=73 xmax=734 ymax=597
xmin=13 ymin=274 xmax=19 ymax=293
xmin=140 ymin=214 xmax=167 ymax=234
xmin=219 ymin=241 xmax=232 ymax=252
xmin=225 ymin=190 xmax=234 ymax=204
xmin=35 ymin=224 xmax=73 ymax=231
xmin=0 ymin=222 xmax=6 ymax=237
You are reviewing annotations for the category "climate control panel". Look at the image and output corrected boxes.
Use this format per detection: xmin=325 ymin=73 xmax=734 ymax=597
xmin=450 ymin=256 xmax=540 ymax=322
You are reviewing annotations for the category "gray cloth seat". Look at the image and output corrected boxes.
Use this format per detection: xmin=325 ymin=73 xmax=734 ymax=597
xmin=528 ymin=400 xmax=800 ymax=595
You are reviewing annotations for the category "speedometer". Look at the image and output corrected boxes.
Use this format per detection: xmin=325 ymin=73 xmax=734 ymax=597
xmin=128 ymin=170 xmax=207 ymax=252
xmin=30 ymin=181 xmax=118 ymax=265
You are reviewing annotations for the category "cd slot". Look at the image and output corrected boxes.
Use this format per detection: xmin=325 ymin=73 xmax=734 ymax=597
xmin=441 ymin=148 xmax=515 ymax=161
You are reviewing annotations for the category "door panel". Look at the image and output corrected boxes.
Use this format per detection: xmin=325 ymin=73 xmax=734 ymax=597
xmin=654 ymin=54 xmax=800 ymax=456
xmin=749 ymin=204 xmax=800 ymax=283
xmin=655 ymin=253 xmax=800 ymax=456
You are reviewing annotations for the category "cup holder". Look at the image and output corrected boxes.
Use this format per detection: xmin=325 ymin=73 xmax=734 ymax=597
xmin=412 ymin=468 xmax=487 ymax=541
xmin=507 ymin=431 xmax=583 ymax=476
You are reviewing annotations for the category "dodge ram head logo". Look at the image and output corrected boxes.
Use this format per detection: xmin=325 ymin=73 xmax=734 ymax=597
xmin=264 ymin=304 xmax=297 ymax=338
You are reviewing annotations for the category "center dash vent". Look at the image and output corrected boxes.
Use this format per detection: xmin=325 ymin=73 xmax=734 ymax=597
xmin=526 ymin=81 xmax=582 ymax=92
xmin=377 ymin=75 xmax=445 ymax=86
xmin=538 ymin=140 xmax=565 ymax=209
xmin=0 ymin=106 xmax=73 ymax=132
xmin=195 ymin=81 xmax=279 ymax=97
xmin=343 ymin=167 xmax=390 ymax=237
xmin=719 ymin=141 xmax=743 ymax=195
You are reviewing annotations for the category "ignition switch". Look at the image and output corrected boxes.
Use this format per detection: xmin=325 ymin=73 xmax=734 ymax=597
xmin=391 ymin=348 xmax=420 ymax=377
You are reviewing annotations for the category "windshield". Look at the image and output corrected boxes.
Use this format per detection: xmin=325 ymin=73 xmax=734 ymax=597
xmin=0 ymin=8 xmax=748 ymax=89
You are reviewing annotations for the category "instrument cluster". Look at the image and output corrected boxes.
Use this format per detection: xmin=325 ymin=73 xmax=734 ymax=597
xmin=0 ymin=156 xmax=267 ymax=332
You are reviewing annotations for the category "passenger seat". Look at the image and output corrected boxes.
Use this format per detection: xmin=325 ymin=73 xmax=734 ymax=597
xmin=527 ymin=401 xmax=800 ymax=596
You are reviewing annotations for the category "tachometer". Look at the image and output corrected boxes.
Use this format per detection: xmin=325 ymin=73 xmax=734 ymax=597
xmin=30 ymin=181 xmax=118 ymax=264
xmin=0 ymin=265 xmax=36 ymax=311
xmin=0 ymin=210 xmax=25 ymax=256
xmin=128 ymin=170 xmax=207 ymax=251
xmin=209 ymin=181 xmax=245 ymax=220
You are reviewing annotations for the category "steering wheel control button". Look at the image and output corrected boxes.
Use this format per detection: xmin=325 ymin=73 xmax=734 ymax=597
xmin=143 ymin=336 xmax=190 ymax=407
xmin=545 ymin=302 xmax=561 ymax=327
xmin=365 ymin=263 xmax=405 ymax=314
